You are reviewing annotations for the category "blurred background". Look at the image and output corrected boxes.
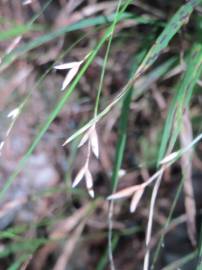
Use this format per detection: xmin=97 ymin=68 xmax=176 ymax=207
xmin=0 ymin=0 xmax=202 ymax=269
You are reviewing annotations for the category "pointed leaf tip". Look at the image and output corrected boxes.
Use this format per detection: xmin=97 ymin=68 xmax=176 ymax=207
xmin=90 ymin=128 xmax=99 ymax=159
xmin=160 ymin=151 xmax=179 ymax=165
xmin=130 ymin=189 xmax=144 ymax=213
xmin=78 ymin=131 xmax=90 ymax=148
xmin=61 ymin=65 xmax=80 ymax=91
xmin=88 ymin=189 xmax=95 ymax=198
xmin=54 ymin=61 xmax=82 ymax=70
xmin=72 ymin=167 xmax=85 ymax=188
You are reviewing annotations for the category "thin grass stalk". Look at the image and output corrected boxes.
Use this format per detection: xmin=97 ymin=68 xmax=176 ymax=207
xmin=151 ymin=177 xmax=184 ymax=268
xmin=0 ymin=0 xmax=134 ymax=202
xmin=143 ymin=170 xmax=163 ymax=270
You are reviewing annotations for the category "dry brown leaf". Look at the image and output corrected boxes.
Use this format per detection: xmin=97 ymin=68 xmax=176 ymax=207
xmin=180 ymin=109 xmax=196 ymax=246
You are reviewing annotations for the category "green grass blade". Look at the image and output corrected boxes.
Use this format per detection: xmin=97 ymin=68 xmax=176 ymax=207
xmin=0 ymin=45 xmax=102 ymax=203
xmin=106 ymin=49 xmax=146 ymax=270
xmin=111 ymin=50 xmax=146 ymax=191
xmin=28 ymin=0 xmax=53 ymax=25
xmin=0 ymin=238 xmax=49 ymax=258
xmin=135 ymin=0 xmax=202 ymax=77
xmin=162 ymin=251 xmax=197 ymax=270
xmin=157 ymin=43 xmax=202 ymax=164
xmin=0 ymin=0 xmax=52 ymax=42
xmin=8 ymin=255 xmax=30 ymax=270
xmin=0 ymin=0 xmax=133 ymax=202
xmin=0 ymin=12 xmax=132 ymax=70
xmin=132 ymin=57 xmax=176 ymax=100
xmin=96 ymin=235 xmax=119 ymax=270
xmin=0 ymin=25 xmax=36 ymax=42
xmin=63 ymin=0 xmax=202 ymax=146
xmin=93 ymin=0 xmax=122 ymax=118
xmin=152 ymin=177 xmax=184 ymax=268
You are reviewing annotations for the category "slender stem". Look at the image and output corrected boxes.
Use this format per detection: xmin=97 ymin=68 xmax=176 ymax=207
xmin=143 ymin=170 xmax=163 ymax=270
xmin=94 ymin=0 xmax=123 ymax=117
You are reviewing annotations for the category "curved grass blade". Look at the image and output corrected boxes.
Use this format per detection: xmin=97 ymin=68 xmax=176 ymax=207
xmin=0 ymin=0 xmax=133 ymax=202
xmin=157 ymin=43 xmax=202 ymax=164
xmin=152 ymin=177 xmax=184 ymax=268
xmin=0 ymin=24 xmax=39 ymax=42
xmin=8 ymin=254 xmax=30 ymax=270
xmin=64 ymin=0 xmax=202 ymax=146
xmin=0 ymin=0 xmax=53 ymax=42
xmin=110 ymin=49 xmax=146 ymax=191
xmin=28 ymin=0 xmax=53 ymax=25
xmin=162 ymin=251 xmax=197 ymax=270
xmin=96 ymin=234 xmax=119 ymax=270
xmin=135 ymin=0 xmax=202 ymax=77
xmin=0 ymin=45 xmax=102 ymax=203
xmin=0 ymin=12 xmax=133 ymax=71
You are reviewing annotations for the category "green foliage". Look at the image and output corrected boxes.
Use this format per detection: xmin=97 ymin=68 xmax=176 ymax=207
xmin=1 ymin=0 xmax=202 ymax=268
xmin=158 ymin=43 xmax=202 ymax=164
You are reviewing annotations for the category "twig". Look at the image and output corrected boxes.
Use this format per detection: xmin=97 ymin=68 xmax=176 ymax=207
xmin=143 ymin=170 xmax=163 ymax=270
